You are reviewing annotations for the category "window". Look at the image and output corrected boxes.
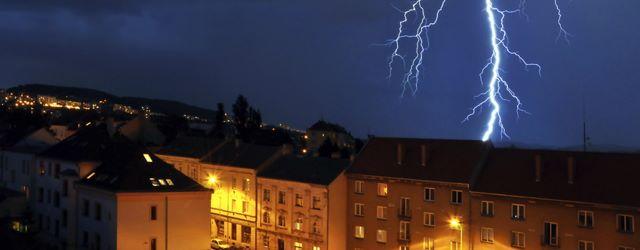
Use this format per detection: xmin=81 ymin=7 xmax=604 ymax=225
xmin=263 ymin=189 xmax=271 ymax=202
xmin=376 ymin=229 xmax=387 ymax=243
xmin=400 ymin=246 xmax=409 ymax=250
xmin=480 ymin=228 xmax=494 ymax=243
xmin=54 ymin=163 xmax=60 ymax=179
xmin=450 ymin=241 xmax=461 ymax=250
xmin=295 ymin=194 xmax=303 ymax=207
xmin=423 ymin=212 xmax=435 ymax=226
xmin=354 ymin=203 xmax=364 ymax=216
xmin=294 ymin=242 xmax=303 ymax=250
xmin=543 ymin=222 xmax=559 ymax=246
xmin=231 ymin=223 xmax=237 ymax=240
xmin=231 ymin=199 xmax=236 ymax=211
xmin=94 ymin=202 xmax=102 ymax=221
xmin=617 ymin=214 xmax=634 ymax=233
xmin=62 ymin=180 xmax=68 ymax=197
xmin=150 ymin=206 xmax=157 ymax=220
xmin=242 ymin=201 xmax=249 ymax=213
xmin=53 ymin=191 xmax=60 ymax=208
xmin=231 ymin=177 xmax=236 ymax=189
xmin=39 ymin=161 xmax=45 ymax=176
xmin=579 ymin=240 xmax=594 ymax=250
xmin=399 ymin=221 xmax=410 ymax=240
xmin=377 ymin=206 xmax=387 ymax=220
xmin=450 ymin=190 xmax=462 ymax=204
xmin=354 ymin=226 xmax=365 ymax=239
xmin=312 ymin=196 xmax=321 ymax=209
xmin=511 ymin=204 xmax=526 ymax=220
xmin=150 ymin=238 xmax=157 ymax=250
xmin=294 ymin=217 xmax=303 ymax=231
xmin=511 ymin=231 xmax=525 ymax=248
xmin=262 ymin=212 xmax=270 ymax=224
xmin=377 ymin=183 xmax=388 ymax=197
xmin=578 ymin=210 xmax=594 ymax=228
xmin=263 ymin=235 xmax=270 ymax=248
xmin=400 ymin=197 xmax=411 ymax=217
xmin=241 ymin=226 xmax=251 ymax=243
xmin=354 ymin=180 xmax=364 ymax=194
xmin=312 ymin=247 xmax=320 ymax=250
xmin=277 ymin=214 xmax=286 ymax=227
xmin=278 ymin=239 xmax=285 ymax=250
xmin=618 ymin=246 xmax=635 ymax=250
xmin=278 ymin=191 xmax=286 ymax=204
xmin=82 ymin=199 xmax=89 ymax=217
xmin=312 ymin=221 xmax=320 ymax=234
xmin=423 ymin=237 xmax=434 ymax=250
xmin=424 ymin=187 xmax=435 ymax=201
xmin=242 ymin=178 xmax=250 ymax=192
xmin=480 ymin=201 xmax=494 ymax=217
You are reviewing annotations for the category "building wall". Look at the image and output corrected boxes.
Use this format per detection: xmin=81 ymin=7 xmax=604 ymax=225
xmin=0 ymin=151 xmax=34 ymax=193
xmin=116 ymin=191 xmax=211 ymax=250
xmin=470 ymin=192 xmax=640 ymax=250
xmin=327 ymin=172 xmax=347 ymax=250
xmin=347 ymin=174 xmax=472 ymax=250
xmin=156 ymin=155 xmax=202 ymax=185
xmin=76 ymin=186 xmax=117 ymax=250
xmin=256 ymin=177 xmax=332 ymax=250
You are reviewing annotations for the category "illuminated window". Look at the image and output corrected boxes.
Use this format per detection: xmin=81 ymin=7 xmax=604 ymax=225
xmin=376 ymin=229 xmax=387 ymax=243
xmin=354 ymin=203 xmax=364 ymax=216
xmin=243 ymin=178 xmax=250 ymax=191
xmin=312 ymin=247 xmax=320 ymax=250
xmin=377 ymin=183 xmax=388 ymax=197
xmin=262 ymin=212 xmax=270 ymax=224
xmin=423 ymin=237 xmax=434 ymax=250
xmin=424 ymin=187 xmax=435 ymax=201
xmin=242 ymin=201 xmax=249 ymax=213
xmin=312 ymin=196 xmax=321 ymax=209
xmin=165 ymin=179 xmax=174 ymax=186
xmin=578 ymin=210 xmax=593 ymax=228
xmin=277 ymin=214 xmax=286 ymax=228
xmin=86 ymin=172 xmax=96 ymax=179
xmin=450 ymin=241 xmax=461 ymax=250
xmin=278 ymin=191 xmax=286 ymax=204
xmin=399 ymin=221 xmax=410 ymax=240
xmin=263 ymin=189 xmax=271 ymax=202
xmin=295 ymin=194 xmax=303 ymax=207
xmin=143 ymin=154 xmax=153 ymax=163
xmin=376 ymin=206 xmax=387 ymax=220
xmin=354 ymin=226 xmax=364 ymax=239
xmin=480 ymin=227 xmax=494 ymax=243
xmin=158 ymin=179 xmax=166 ymax=186
xmin=294 ymin=217 xmax=303 ymax=231
xmin=149 ymin=178 xmax=159 ymax=187
xmin=294 ymin=242 xmax=303 ymax=250
xmin=481 ymin=201 xmax=494 ymax=217
xmin=579 ymin=240 xmax=594 ymax=250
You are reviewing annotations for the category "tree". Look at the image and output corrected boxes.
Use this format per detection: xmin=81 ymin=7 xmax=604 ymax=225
xmin=247 ymin=107 xmax=262 ymax=130
xmin=214 ymin=102 xmax=225 ymax=131
xmin=232 ymin=95 xmax=249 ymax=130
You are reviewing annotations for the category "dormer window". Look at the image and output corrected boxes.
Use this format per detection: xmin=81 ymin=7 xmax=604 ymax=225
xmin=158 ymin=179 xmax=167 ymax=186
xmin=166 ymin=179 xmax=174 ymax=186
xmin=149 ymin=178 xmax=159 ymax=187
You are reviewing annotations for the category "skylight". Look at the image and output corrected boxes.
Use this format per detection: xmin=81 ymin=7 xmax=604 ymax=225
xmin=166 ymin=179 xmax=174 ymax=186
xmin=158 ymin=179 xmax=167 ymax=186
xmin=86 ymin=172 xmax=96 ymax=179
xmin=149 ymin=178 xmax=159 ymax=187
xmin=143 ymin=153 xmax=153 ymax=163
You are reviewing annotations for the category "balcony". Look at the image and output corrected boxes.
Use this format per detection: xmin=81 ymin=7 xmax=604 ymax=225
xmin=397 ymin=209 xmax=411 ymax=219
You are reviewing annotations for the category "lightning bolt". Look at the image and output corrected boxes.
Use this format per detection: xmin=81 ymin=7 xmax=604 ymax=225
xmin=387 ymin=0 xmax=570 ymax=141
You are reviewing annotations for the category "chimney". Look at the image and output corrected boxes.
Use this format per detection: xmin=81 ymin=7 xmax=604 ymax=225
xmin=567 ymin=156 xmax=575 ymax=184
xmin=534 ymin=154 xmax=542 ymax=182
xmin=420 ymin=144 xmax=428 ymax=167
xmin=396 ymin=144 xmax=404 ymax=165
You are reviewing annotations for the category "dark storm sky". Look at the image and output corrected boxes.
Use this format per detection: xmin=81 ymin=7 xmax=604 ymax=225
xmin=1 ymin=0 xmax=639 ymax=149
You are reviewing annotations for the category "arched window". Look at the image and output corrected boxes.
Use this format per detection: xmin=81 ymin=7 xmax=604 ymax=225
xmin=262 ymin=212 xmax=270 ymax=224
xmin=277 ymin=214 xmax=286 ymax=227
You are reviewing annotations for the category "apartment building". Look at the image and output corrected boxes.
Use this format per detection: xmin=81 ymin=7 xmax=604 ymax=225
xmin=199 ymin=139 xmax=288 ymax=249
xmin=155 ymin=135 xmax=224 ymax=183
xmin=346 ymin=137 xmax=490 ymax=250
xmin=0 ymin=127 xmax=58 ymax=193
xmin=470 ymin=148 xmax=640 ymax=250
xmin=75 ymin=139 xmax=210 ymax=250
xmin=256 ymin=155 xmax=348 ymax=250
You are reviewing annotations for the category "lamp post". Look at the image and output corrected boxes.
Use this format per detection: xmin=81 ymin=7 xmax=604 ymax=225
xmin=449 ymin=217 xmax=463 ymax=250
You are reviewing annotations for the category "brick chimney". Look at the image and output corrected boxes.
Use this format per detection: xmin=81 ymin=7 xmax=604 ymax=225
xmin=534 ymin=154 xmax=542 ymax=182
xmin=567 ymin=156 xmax=575 ymax=184
xmin=397 ymin=143 xmax=404 ymax=165
xmin=420 ymin=144 xmax=428 ymax=167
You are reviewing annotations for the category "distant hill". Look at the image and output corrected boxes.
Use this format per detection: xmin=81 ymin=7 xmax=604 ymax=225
xmin=7 ymin=84 xmax=216 ymax=119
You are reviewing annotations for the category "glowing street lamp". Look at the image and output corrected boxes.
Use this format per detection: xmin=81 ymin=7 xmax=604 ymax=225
xmin=449 ymin=217 xmax=463 ymax=249
xmin=207 ymin=175 xmax=218 ymax=186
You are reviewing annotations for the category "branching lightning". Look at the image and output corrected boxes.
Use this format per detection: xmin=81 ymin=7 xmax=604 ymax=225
xmin=387 ymin=0 xmax=570 ymax=141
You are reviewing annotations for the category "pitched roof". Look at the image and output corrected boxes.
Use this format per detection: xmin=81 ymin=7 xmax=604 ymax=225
xmin=38 ymin=124 xmax=114 ymax=162
xmin=472 ymin=148 xmax=640 ymax=208
xmin=201 ymin=140 xmax=283 ymax=170
xmin=308 ymin=120 xmax=348 ymax=134
xmin=77 ymin=137 xmax=207 ymax=193
xmin=155 ymin=136 xmax=223 ymax=159
xmin=259 ymin=156 xmax=348 ymax=185
xmin=0 ymin=127 xmax=57 ymax=153
xmin=348 ymin=137 xmax=490 ymax=183
xmin=0 ymin=127 xmax=40 ymax=148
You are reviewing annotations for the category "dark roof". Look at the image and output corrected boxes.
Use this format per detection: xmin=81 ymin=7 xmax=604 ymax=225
xmin=0 ymin=127 xmax=39 ymax=148
xmin=348 ymin=137 xmax=490 ymax=183
xmin=308 ymin=120 xmax=348 ymax=134
xmin=201 ymin=140 xmax=283 ymax=170
xmin=77 ymin=137 xmax=207 ymax=193
xmin=259 ymin=156 xmax=348 ymax=185
xmin=473 ymin=148 xmax=640 ymax=208
xmin=155 ymin=136 xmax=223 ymax=159
xmin=39 ymin=124 xmax=114 ymax=162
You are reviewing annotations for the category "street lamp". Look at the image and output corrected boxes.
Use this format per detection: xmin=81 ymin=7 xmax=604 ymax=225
xmin=449 ymin=217 xmax=463 ymax=250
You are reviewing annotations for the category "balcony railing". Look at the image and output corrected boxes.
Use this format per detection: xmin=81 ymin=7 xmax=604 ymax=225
xmin=397 ymin=209 xmax=411 ymax=219
xmin=398 ymin=232 xmax=410 ymax=242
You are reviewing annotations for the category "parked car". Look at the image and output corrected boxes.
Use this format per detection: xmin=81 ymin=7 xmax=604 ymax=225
xmin=211 ymin=239 xmax=231 ymax=249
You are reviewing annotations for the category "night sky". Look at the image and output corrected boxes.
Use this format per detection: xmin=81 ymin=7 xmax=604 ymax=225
xmin=1 ymin=0 xmax=639 ymax=150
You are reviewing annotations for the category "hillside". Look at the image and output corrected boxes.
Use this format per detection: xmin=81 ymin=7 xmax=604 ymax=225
xmin=7 ymin=83 xmax=216 ymax=119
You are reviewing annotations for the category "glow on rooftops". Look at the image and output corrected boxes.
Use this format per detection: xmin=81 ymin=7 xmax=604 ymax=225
xmin=143 ymin=153 xmax=153 ymax=163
